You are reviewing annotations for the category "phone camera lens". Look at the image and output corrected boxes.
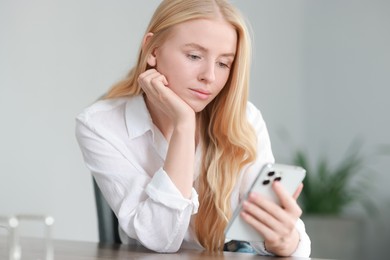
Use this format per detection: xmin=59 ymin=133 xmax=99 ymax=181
xmin=262 ymin=179 xmax=270 ymax=185
xmin=274 ymin=177 xmax=282 ymax=182
xmin=267 ymin=171 xmax=275 ymax=177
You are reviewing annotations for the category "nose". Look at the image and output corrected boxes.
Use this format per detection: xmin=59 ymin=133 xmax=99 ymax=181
xmin=198 ymin=61 xmax=216 ymax=83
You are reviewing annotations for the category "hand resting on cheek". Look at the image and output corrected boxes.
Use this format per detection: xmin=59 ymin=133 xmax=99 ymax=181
xmin=138 ymin=68 xmax=195 ymax=127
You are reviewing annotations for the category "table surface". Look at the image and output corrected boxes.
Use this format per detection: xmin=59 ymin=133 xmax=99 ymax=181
xmin=0 ymin=237 xmax=327 ymax=260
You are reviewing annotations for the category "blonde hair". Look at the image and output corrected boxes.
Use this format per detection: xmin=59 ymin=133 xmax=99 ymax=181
xmin=106 ymin=0 xmax=256 ymax=251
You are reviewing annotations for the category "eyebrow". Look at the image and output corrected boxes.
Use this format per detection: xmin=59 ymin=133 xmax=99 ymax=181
xmin=183 ymin=43 xmax=235 ymax=58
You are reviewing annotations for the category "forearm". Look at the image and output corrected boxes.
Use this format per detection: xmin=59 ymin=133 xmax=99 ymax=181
xmin=164 ymin=119 xmax=196 ymax=198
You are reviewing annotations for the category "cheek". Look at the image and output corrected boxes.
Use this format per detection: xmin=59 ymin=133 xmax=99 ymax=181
xmin=213 ymin=85 xmax=226 ymax=99
xmin=156 ymin=55 xmax=188 ymax=85
xmin=158 ymin=68 xmax=185 ymax=90
xmin=215 ymin=72 xmax=230 ymax=91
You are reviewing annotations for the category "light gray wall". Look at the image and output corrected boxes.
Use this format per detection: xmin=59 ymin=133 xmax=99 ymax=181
xmin=237 ymin=0 xmax=307 ymax=156
xmin=0 ymin=0 xmax=162 ymax=242
xmin=1 ymin=0 xmax=389 ymax=259
xmin=303 ymin=1 xmax=390 ymax=258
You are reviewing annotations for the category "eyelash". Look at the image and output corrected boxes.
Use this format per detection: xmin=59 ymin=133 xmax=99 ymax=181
xmin=186 ymin=54 xmax=230 ymax=69
xmin=217 ymin=62 xmax=230 ymax=69
xmin=187 ymin=54 xmax=201 ymax=60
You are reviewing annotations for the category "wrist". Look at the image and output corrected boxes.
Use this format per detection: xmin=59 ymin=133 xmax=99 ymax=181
xmin=264 ymin=228 xmax=300 ymax=257
xmin=174 ymin=114 xmax=196 ymax=133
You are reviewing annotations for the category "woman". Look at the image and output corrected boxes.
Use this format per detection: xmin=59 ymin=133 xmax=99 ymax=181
xmin=76 ymin=0 xmax=310 ymax=256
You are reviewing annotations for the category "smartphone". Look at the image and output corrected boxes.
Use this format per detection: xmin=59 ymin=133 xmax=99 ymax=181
xmin=224 ymin=163 xmax=306 ymax=242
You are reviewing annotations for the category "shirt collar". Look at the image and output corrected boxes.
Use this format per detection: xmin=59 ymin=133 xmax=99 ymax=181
xmin=125 ymin=94 xmax=153 ymax=139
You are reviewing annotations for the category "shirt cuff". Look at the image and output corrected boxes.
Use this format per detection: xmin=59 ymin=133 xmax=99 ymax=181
xmin=290 ymin=218 xmax=311 ymax=257
xmin=250 ymin=241 xmax=274 ymax=256
xmin=145 ymin=168 xmax=199 ymax=214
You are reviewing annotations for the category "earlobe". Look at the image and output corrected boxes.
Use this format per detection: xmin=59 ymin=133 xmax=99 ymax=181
xmin=142 ymin=32 xmax=157 ymax=67
xmin=147 ymin=52 xmax=157 ymax=67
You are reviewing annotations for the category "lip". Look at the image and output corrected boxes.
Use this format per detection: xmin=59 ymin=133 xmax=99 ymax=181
xmin=189 ymin=88 xmax=211 ymax=100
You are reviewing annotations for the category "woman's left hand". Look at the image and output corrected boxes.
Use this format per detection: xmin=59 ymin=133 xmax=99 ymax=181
xmin=241 ymin=182 xmax=303 ymax=256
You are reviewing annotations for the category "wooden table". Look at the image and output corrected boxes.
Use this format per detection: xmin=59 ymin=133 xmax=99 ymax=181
xmin=0 ymin=237 xmax=324 ymax=260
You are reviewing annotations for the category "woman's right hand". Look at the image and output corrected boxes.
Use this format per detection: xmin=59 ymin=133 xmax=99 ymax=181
xmin=138 ymin=69 xmax=195 ymax=127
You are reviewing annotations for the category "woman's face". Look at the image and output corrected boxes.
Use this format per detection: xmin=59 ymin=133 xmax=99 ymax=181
xmin=154 ymin=18 xmax=237 ymax=112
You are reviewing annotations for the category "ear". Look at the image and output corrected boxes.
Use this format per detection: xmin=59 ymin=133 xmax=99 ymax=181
xmin=142 ymin=32 xmax=157 ymax=67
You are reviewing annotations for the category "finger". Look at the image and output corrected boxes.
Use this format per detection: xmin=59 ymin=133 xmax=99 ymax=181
xmin=150 ymin=74 xmax=168 ymax=89
xmin=144 ymin=69 xmax=168 ymax=86
xmin=242 ymin=208 xmax=295 ymax=247
xmin=272 ymin=182 xmax=302 ymax=217
xmin=241 ymin=199 xmax=293 ymax=242
xmin=138 ymin=69 xmax=166 ymax=88
xmin=149 ymin=74 xmax=172 ymax=102
xmin=242 ymin=199 xmax=280 ymax=229
xmin=240 ymin=202 xmax=278 ymax=239
xmin=247 ymin=192 xmax=290 ymax=228
xmin=292 ymin=183 xmax=303 ymax=200
xmin=138 ymin=69 xmax=158 ymax=83
xmin=139 ymin=70 xmax=167 ymax=98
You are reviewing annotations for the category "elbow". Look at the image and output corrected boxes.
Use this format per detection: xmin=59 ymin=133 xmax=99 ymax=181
xmin=120 ymin=208 xmax=189 ymax=253
xmin=136 ymin=238 xmax=181 ymax=253
xmin=130 ymin=225 xmax=182 ymax=253
xmin=152 ymin=246 xmax=180 ymax=254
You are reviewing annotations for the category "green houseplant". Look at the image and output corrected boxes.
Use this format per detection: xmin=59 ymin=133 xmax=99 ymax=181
xmin=291 ymin=141 xmax=376 ymax=215
xmin=288 ymin=141 xmax=390 ymax=259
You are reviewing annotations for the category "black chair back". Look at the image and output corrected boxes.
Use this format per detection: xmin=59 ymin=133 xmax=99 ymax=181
xmin=92 ymin=177 xmax=121 ymax=244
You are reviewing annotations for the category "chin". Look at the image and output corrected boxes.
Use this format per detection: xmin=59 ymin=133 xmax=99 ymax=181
xmin=183 ymin=99 xmax=207 ymax=113
xmin=190 ymin=104 xmax=208 ymax=113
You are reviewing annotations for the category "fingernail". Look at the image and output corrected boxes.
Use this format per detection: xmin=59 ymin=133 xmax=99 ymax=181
xmin=249 ymin=192 xmax=258 ymax=200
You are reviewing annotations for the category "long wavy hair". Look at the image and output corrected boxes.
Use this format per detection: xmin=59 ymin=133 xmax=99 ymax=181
xmin=105 ymin=0 xmax=257 ymax=251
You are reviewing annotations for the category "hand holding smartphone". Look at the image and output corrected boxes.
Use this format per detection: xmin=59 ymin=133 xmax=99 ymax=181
xmin=224 ymin=163 xmax=306 ymax=242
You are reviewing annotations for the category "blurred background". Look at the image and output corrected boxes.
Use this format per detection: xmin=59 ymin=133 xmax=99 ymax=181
xmin=1 ymin=0 xmax=389 ymax=259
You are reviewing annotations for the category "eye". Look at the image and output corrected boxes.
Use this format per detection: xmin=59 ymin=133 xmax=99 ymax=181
xmin=217 ymin=61 xmax=230 ymax=69
xmin=187 ymin=54 xmax=201 ymax=61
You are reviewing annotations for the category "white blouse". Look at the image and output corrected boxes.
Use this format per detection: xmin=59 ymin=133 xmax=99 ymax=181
xmin=75 ymin=95 xmax=311 ymax=257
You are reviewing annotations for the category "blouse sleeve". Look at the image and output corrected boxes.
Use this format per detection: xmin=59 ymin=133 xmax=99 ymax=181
xmin=75 ymin=116 xmax=199 ymax=253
